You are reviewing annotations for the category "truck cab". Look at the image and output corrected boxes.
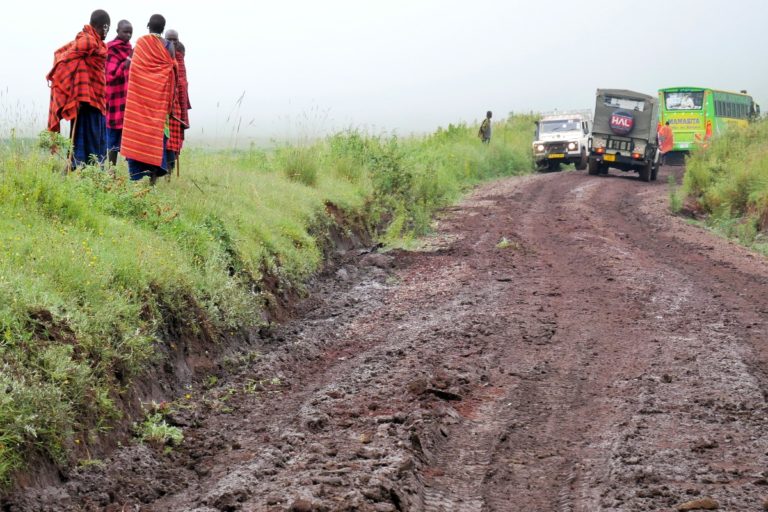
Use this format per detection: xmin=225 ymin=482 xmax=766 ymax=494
xmin=533 ymin=112 xmax=592 ymax=171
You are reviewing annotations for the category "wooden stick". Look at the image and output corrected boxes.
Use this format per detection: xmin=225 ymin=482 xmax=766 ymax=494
xmin=66 ymin=111 xmax=79 ymax=174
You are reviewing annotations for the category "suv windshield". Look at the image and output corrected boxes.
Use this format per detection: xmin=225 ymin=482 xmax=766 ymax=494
xmin=603 ymin=96 xmax=645 ymax=112
xmin=664 ymin=91 xmax=704 ymax=110
xmin=540 ymin=119 xmax=582 ymax=134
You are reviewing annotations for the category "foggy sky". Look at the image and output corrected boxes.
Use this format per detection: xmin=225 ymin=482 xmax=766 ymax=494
xmin=1 ymin=0 xmax=766 ymax=142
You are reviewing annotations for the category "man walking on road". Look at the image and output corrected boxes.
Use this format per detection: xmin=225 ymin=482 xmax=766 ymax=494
xmin=105 ymin=20 xmax=133 ymax=167
xmin=47 ymin=9 xmax=111 ymax=168
xmin=478 ymin=111 xmax=492 ymax=144
xmin=658 ymin=121 xmax=674 ymax=166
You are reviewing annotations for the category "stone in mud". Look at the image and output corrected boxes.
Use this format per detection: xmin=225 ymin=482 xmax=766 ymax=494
xmin=407 ymin=378 xmax=428 ymax=395
xmin=397 ymin=456 xmax=415 ymax=475
xmin=676 ymin=497 xmax=719 ymax=510
xmin=425 ymin=387 xmax=463 ymax=401
xmin=360 ymin=253 xmax=393 ymax=269
xmin=290 ymin=498 xmax=315 ymax=512
xmin=305 ymin=413 xmax=330 ymax=432
xmin=691 ymin=438 xmax=718 ymax=452
xmin=356 ymin=447 xmax=384 ymax=459
xmin=362 ymin=485 xmax=388 ymax=502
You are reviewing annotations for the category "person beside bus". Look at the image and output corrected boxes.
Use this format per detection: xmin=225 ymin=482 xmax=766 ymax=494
xmin=658 ymin=121 xmax=674 ymax=166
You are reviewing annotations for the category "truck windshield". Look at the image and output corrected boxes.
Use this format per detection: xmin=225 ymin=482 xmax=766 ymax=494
xmin=540 ymin=119 xmax=582 ymax=133
xmin=603 ymin=96 xmax=645 ymax=112
xmin=664 ymin=91 xmax=704 ymax=110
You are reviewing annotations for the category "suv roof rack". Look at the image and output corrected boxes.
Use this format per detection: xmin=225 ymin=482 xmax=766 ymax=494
xmin=539 ymin=109 xmax=593 ymax=120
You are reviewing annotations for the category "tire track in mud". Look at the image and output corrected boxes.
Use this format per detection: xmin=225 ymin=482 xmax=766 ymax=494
xmin=7 ymin=167 xmax=768 ymax=511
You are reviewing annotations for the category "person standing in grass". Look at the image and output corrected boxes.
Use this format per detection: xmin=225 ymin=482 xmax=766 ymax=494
xmin=47 ymin=9 xmax=111 ymax=168
xmin=478 ymin=111 xmax=492 ymax=144
xmin=105 ymin=20 xmax=133 ymax=168
xmin=121 ymin=14 xmax=177 ymax=184
xmin=165 ymin=29 xmax=191 ymax=176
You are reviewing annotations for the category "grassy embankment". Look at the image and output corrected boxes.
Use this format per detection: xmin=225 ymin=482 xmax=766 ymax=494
xmin=0 ymin=115 xmax=534 ymax=485
xmin=675 ymin=119 xmax=768 ymax=252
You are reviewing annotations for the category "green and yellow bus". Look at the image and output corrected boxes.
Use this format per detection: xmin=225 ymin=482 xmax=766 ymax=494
xmin=658 ymin=86 xmax=760 ymax=152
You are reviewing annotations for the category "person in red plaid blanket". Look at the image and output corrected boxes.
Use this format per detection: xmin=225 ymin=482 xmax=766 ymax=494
xmin=106 ymin=20 xmax=133 ymax=167
xmin=47 ymin=9 xmax=111 ymax=168
xmin=165 ymin=29 xmax=191 ymax=175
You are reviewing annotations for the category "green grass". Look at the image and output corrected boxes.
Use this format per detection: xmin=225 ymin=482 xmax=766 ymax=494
xmin=136 ymin=413 xmax=184 ymax=448
xmin=681 ymin=118 xmax=768 ymax=250
xmin=0 ymin=114 xmax=534 ymax=485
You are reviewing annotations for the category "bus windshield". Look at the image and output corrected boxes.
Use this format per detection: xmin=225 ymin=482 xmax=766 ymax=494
xmin=664 ymin=91 xmax=704 ymax=110
xmin=540 ymin=119 xmax=582 ymax=134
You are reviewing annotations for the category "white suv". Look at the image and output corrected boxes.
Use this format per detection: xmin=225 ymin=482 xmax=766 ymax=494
xmin=533 ymin=112 xmax=592 ymax=171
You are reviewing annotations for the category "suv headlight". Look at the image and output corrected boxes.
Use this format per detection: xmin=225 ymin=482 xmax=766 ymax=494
xmin=567 ymin=142 xmax=577 ymax=151
xmin=536 ymin=144 xmax=545 ymax=152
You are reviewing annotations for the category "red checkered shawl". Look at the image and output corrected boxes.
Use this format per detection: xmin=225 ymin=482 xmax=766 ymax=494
xmin=168 ymin=50 xmax=190 ymax=153
xmin=46 ymin=25 xmax=107 ymax=132
xmin=105 ymin=38 xmax=132 ymax=129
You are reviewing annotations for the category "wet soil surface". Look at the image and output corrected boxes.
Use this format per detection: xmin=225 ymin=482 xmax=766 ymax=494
xmin=7 ymin=165 xmax=768 ymax=511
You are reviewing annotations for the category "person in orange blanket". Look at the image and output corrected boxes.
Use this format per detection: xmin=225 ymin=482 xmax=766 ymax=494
xmin=121 ymin=14 xmax=177 ymax=184
xmin=658 ymin=121 xmax=674 ymax=166
xmin=47 ymin=9 xmax=111 ymax=168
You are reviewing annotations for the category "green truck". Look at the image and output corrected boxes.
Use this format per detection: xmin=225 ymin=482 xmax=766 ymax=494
xmin=588 ymin=89 xmax=660 ymax=182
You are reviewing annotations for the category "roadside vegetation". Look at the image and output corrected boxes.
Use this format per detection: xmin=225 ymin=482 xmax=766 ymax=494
xmin=678 ymin=118 xmax=768 ymax=252
xmin=0 ymin=115 xmax=534 ymax=485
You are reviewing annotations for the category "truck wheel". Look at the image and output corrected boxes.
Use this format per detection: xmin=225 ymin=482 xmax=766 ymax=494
xmin=651 ymin=163 xmax=659 ymax=181
xmin=587 ymin=158 xmax=599 ymax=175
xmin=575 ymin=149 xmax=588 ymax=170
xmin=639 ymin=161 xmax=652 ymax=182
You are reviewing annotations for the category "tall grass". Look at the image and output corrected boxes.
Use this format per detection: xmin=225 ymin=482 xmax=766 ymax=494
xmin=682 ymin=119 xmax=768 ymax=249
xmin=0 ymin=114 xmax=533 ymax=485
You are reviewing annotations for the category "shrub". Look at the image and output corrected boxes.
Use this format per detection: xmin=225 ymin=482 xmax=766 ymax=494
xmin=136 ymin=413 xmax=183 ymax=447
xmin=277 ymin=146 xmax=319 ymax=186
xmin=681 ymin=119 xmax=768 ymax=252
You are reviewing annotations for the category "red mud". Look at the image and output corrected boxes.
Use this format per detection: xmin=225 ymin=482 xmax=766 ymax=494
xmin=5 ymin=165 xmax=768 ymax=511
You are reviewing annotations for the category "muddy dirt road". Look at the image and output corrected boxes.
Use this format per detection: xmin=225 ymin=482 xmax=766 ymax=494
xmin=8 ymin=165 xmax=768 ymax=511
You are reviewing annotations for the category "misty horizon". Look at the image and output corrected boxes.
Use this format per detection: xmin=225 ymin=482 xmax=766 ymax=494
xmin=1 ymin=0 xmax=766 ymax=141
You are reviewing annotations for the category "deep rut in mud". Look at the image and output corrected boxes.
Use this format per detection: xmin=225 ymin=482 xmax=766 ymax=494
xmin=6 ymin=165 xmax=768 ymax=511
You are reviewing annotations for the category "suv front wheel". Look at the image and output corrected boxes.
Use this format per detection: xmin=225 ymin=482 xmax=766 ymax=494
xmin=575 ymin=149 xmax=588 ymax=171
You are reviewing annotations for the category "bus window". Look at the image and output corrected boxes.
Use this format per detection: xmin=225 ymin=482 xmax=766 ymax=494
xmin=665 ymin=91 xmax=704 ymax=110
